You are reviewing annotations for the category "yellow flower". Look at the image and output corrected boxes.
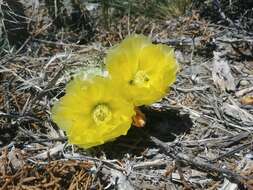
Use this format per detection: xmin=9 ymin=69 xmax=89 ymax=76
xmin=51 ymin=76 xmax=135 ymax=148
xmin=105 ymin=34 xmax=178 ymax=106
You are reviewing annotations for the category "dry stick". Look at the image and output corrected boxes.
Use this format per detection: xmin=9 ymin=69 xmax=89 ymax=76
xmin=180 ymin=131 xmax=251 ymax=148
xmin=133 ymin=159 xmax=167 ymax=170
xmin=181 ymin=106 xmax=252 ymax=132
xmin=150 ymin=136 xmax=252 ymax=188
xmin=217 ymin=132 xmax=251 ymax=148
xmin=26 ymin=137 xmax=67 ymax=144
xmin=25 ymin=64 xmax=66 ymax=112
xmin=150 ymin=136 xmax=176 ymax=159
xmin=0 ymin=111 xmax=40 ymax=121
xmin=235 ymin=86 xmax=253 ymax=97
xmin=0 ymin=36 xmax=31 ymax=66
xmin=211 ymin=142 xmax=253 ymax=162
xmin=175 ymin=160 xmax=193 ymax=190
xmin=173 ymin=85 xmax=210 ymax=93
xmin=175 ymin=153 xmax=251 ymax=186
xmin=35 ymin=65 xmax=65 ymax=101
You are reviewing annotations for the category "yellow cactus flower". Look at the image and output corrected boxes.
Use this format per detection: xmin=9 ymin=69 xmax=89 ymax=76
xmin=105 ymin=34 xmax=178 ymax=106
xmin=51 ymin=76 xmax=135 ymax=149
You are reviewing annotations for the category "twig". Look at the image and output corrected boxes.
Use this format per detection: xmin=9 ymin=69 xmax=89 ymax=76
xmin=235 ymin=87 xmax=253 ymax=97
xmin=217 ymin=132 xmax=251 ymax=148
xmin=175 ymin=160 xmax=192 ymax=190
xmin=133 ymin=159 xmax=167 ymax=170
xmin=211 ymin=142 xmax=253 ymax=162
xmin=34 ymin=65 xmax=65 ymax=101
xmin=149 ymin=136 xmax=176 ymax=159
xmin=181 ymin=106 xmax=252 ymax=132
xmin=179 ymin=131 xmax=251 ymax=148
xmin=150 ymin=136 xmax=252 ymax=188
xmin=0 ymin=111 xmax=40 ymax=122
xmin=175 ymin=153 xmax=251 ymax=187
xmin=173 ymin=85 xmax=210 ymax=93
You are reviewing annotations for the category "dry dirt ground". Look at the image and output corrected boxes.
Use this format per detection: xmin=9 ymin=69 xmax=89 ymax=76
xmin=0 ymin=9 xmax=253 ymax=190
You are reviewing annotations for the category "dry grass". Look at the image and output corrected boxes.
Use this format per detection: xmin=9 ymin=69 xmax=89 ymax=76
xmin=0 ymin=1 xmax=253 ymax=189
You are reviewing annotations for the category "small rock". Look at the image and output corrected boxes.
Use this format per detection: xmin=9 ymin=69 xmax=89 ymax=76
xmin=239 ymin=79 xmax=250 ymax=87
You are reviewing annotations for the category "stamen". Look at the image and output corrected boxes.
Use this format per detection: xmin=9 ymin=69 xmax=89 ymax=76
xmin=92 ymin=104 xmax=112 ymax=125
xmin=130 ymin=70 xmax=150 ymax=86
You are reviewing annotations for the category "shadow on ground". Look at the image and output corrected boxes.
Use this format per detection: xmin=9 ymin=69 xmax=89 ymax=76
xmin=98 ymin=107 xmax=193 ymax=159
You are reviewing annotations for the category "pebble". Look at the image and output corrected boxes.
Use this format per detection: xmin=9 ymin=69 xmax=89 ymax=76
xmin=239 ymin=79 xmax=250 ymax=86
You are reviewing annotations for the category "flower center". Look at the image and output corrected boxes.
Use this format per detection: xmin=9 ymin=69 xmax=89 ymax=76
xmin=130 ymin=70 xmax=150 ymax=86
xmin=92 ymin=104 xmax=112 ymax=125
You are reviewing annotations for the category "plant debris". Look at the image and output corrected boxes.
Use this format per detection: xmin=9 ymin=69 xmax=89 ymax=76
xmin=0 ymin=1 xmax=253 ymax=189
